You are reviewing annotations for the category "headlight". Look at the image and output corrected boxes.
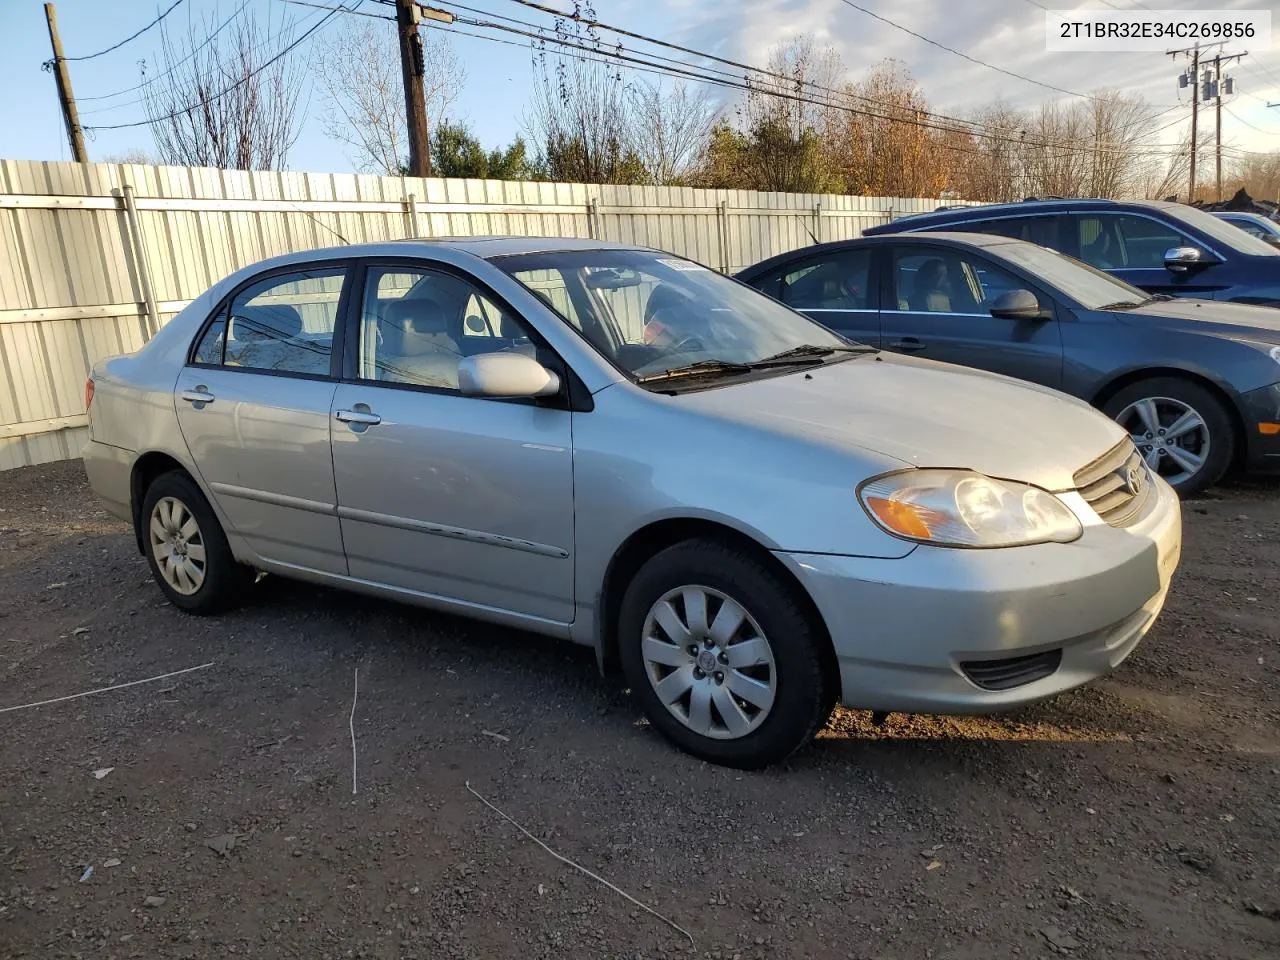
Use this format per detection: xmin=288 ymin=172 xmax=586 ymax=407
xmin=858 ymin=470 xmax=1082 ymax=548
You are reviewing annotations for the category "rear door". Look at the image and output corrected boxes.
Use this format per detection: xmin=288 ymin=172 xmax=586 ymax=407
xmin=881 ymin=243 xmax=1063 ymax=388
xmin=175 ymin=264 xmax=350 ymax=574
xmin=751 ymin=246 xmax=880 ymax=347
xmin=1067 ymin=212 xmax=1229 ymax=299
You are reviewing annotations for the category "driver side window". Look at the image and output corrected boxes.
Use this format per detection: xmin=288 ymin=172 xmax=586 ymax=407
xmin=357 ymin=266 xmax=535 ymax=392
xmin=1076 ymin=215 xmax=1189 ymax=269
xmin=892 ymin=246 xmax=1032 ymax=315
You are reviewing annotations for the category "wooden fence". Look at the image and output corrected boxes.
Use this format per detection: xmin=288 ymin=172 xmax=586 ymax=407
xmin=0 ymin=158 xmax=967 ymax=469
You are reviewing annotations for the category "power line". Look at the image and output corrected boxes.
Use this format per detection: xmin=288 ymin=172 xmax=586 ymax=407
xmin=834 ymin=0 xmax=1103 ymax=103
xmin=452 ymin=11 xmax=1214 ymax=161
xmin=55 ymin=0 xmax=185 ymax=63
xmin=496 ymin=0 xmax=1184 ymax=158
xmin=82 ymin=2 xmax=351 ymax=131
xmin=1224 ymin=105 xmax=1280 ymax=136
xmin=76 ymin=0 xmax=255 ymax=104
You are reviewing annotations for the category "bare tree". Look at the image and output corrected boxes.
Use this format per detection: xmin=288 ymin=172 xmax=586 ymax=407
xmin=1229 ymin=151 xmax=1280 ymax=204
xmin=958 ymin=101 xmax=1028 ymax=202
xmin=101 ymin=148 xmax=162 ymax=165
xmin=743 ymin=34 xmax=844 ymax=141
xmin=626 ymin=80 xmax=720 ymax=184
xmin=525 ymin=7 xmax=646 ymax=185
xmin=315 ymin=20 xmax=464 ymax=175
xmin=144 ymin=7 xmax=305 ymax=170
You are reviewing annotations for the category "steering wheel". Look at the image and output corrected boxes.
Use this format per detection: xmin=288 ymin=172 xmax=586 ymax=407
xmin=670 ymin=335 xmax=704 ymax=353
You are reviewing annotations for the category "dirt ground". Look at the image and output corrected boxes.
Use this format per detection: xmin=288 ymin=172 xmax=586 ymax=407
xmin=0 ymin=461 xmax=1277 ymax=960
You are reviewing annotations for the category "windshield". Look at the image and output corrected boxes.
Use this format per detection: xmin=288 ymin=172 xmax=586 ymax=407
xmin=1164 ymin=204 xmax=1280 ymax=256
xmin=494 ymin=249 xmax=852 ymax=381
xmin=993 ymin=241 xmax=1153 ymax=309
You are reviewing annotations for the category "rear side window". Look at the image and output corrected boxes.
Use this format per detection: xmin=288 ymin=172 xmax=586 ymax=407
xmin=964 ymin=215 xmax=1059 ymax=249
xmin=192 ymin=267 xmax=345 ymax=376
xmin=778 ymin=249 xmax=874 ymax=310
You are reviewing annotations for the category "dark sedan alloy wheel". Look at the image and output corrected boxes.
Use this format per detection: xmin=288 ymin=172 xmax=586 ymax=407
xmin=1115 ymin=396 xmax=1209 ymax=488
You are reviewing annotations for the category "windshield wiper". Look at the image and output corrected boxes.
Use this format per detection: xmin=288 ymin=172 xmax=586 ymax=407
xmin=750 ymin=343 xmax=875 ymax=366
xmin=637 ymin=359 xmax=754 ymax=384
xmin=1097 ymin=300 xmax=1143 ymax=311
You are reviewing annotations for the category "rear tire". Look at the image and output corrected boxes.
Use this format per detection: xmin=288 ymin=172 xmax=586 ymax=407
xmin=1103 ymin=377 xmax=1234 ymax=497
xmin=140 ymin=470 xmax=251 ymax=614
xmin=618 ymin=538 xmax=834 ymax=770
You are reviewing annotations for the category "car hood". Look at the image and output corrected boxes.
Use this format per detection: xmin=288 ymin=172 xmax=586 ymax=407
xmin=1123 ymin=297 xmax=1280 ymax=336
xmin=675 ymin=354 xmax=1126 ymax=492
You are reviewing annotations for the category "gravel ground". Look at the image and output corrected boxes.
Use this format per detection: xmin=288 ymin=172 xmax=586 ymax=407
xmin=0 ymin=460 xmax=1277 ymax=960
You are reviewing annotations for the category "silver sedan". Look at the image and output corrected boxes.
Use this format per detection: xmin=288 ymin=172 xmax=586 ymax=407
xmin=83 ymin=237 xmax=1182 ymax=768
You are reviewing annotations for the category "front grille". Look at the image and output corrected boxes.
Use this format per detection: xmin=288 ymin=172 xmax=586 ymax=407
xmin=960 ymin=649 xmax=1063 ymax=691
xmin=1074 ymin=440 xmax=1152 ymax=528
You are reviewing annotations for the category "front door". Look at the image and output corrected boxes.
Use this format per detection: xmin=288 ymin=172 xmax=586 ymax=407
xmin=175 ymin=264 xmax=350 ymax=574
xmin=1069 ymin=213 xmax=1229 ymax=299
xmin=329 ymin=262 xmax=575 ymax=626
xmin=881 ymin=243 xmax=1064 ymax=389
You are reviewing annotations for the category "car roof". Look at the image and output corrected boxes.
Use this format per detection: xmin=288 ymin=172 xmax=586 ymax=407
xmin=864 ymin=197 xmax=1185 ymax=234
xmin=736 ymin=231 xmax=1026 ymax=279
xmin=237 ymin=236 xmax=653 ymax=270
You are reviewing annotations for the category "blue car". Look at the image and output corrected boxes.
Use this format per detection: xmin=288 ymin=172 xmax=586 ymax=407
xmin=863 ymin=198 xmax=1280 ymax=307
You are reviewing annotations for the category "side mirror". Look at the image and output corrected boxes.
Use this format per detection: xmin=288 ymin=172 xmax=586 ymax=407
xmin=1164 ymin=246 xmax=1206 ymax=273
xmin=458 ymin=352 xmax=561 ymax=399
xmin=989 ymin=289 xmax=1048 ymax=321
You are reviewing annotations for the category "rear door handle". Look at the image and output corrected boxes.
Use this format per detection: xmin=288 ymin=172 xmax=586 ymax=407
xmin=334 ymin=408 xmax=382 ymax=426
xmin=887 ymin=337 xmax=926 ymax=352
xmin=180 ymin=387 xmax=215 ymax=405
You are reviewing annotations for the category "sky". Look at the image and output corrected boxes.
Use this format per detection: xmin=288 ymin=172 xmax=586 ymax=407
xmin=0 ymin=0 xmax=1277 ymax=177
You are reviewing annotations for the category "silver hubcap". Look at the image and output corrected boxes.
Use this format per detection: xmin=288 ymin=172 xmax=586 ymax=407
xmin=148 ymin=497 xmax=206 ymax=596
xmin=641 ymin=585 xmax=777 ymax=741
xmin=1116 ymin=396 xmax=1209 ymax=487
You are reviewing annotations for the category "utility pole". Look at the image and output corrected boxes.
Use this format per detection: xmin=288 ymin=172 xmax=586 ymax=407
xmin=395 ymin=0 xmax=431 ymax=177
xmin=394 ymin=1 xmax=456 ymax=178
xmin=43 ymin=2 xmax=87 ymax=163
xmin=1207 ymin=50 xmax=1248 ymax=201
xmin=1168 ymin=42 xmax=1228 ymax=202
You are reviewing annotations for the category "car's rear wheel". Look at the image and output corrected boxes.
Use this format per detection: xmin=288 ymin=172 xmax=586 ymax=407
xmin=1103 ymin=377 xmax=1234 ymax=497
xmin=618 ymin=538 xmax=834 ymax=769
xmin=141 ymin=470 xmax=250 ymax=614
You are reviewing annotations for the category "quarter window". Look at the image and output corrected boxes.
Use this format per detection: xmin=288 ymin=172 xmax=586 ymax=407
xmin=192 ymin=267 xmax=344 ymax=376
xmin=357 ymin=266 xmax=537 ymax=391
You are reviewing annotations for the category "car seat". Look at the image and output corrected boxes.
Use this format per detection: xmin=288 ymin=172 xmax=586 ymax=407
xmin=379 ymin=297 xmax=461 ymax=389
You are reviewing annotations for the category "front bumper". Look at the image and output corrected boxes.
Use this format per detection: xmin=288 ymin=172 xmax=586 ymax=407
xmin=1240 ymin=382 xmax=1280 ymax=470
xmin=775 ymin=477 xmax=1182 ymax=714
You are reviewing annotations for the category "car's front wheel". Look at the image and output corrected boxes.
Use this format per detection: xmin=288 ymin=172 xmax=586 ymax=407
xmin=618 ymin=538 xmax=834 ymax=769
xmin=1103 ymin=377 xmax=1235 ymax=497
xmin=141 ymin=470 xmax=251 ymax=614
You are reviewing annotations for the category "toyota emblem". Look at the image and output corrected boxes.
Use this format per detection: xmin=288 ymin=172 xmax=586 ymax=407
xmin=1124 ymin=464 xmax=1145 ymax=496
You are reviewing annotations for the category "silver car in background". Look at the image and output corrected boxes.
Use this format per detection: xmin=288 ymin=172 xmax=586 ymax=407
xmin=83 ymin=238 xmax=1182 ymax=768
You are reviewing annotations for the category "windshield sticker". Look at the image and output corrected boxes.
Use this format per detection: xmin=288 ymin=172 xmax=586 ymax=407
xmin=657 ymin=258 xmax=709 ymax=272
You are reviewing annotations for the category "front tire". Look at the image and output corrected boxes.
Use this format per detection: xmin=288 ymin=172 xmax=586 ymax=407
xmin=618 ymin=538 xmax=834 ymax=770
xmin=140 ymin=470 xmax=250 ymax=614
xmin=1103 ymin=377 xmax=1234 ymax=497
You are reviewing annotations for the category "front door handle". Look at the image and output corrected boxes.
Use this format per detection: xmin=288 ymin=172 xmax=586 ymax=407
xmin=887 ymin=337 xmax=926 ymax=352
xmin=180 ymin=387 xmax=215 ymax=405
xmin=335 ymin=408 xmax=382 ymax=426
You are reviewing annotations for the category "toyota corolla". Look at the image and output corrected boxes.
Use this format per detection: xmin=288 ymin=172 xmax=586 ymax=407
xmin=82 ymin=238 xmax=1181 ymax=768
